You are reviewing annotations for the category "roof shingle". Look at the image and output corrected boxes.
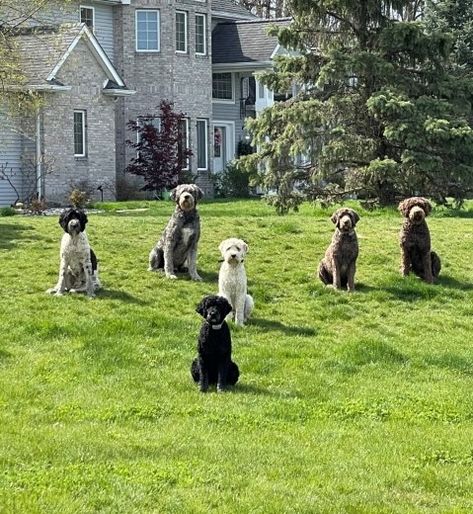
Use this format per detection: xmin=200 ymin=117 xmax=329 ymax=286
xmin=212 ymin=19 xmax=290 ymax=64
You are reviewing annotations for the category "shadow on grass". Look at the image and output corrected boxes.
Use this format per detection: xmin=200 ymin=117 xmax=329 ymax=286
xmin=198 ymin=270 xmax=219 ymax=283
xmin=233 ymin=383 xmax=275 ymax=396
xmin=436 ymin=275 xmax=473 ymax=290
xmin=423 ymin=353 xmax=473 ymax=376
xmin=250 ymin=317 xmax=317 ymax=337
xmin=0 ymin=223 xmax=40 ymax=250
xmin=99 ymin=288 xmax=150 ymax=305
xmin=384 ymin=274 xmax=473 ymax=301
xmin=0 ymin=348 xmax=12 ymax=362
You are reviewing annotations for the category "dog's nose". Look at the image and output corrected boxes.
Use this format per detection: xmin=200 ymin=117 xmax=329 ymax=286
xmin=231 ymin=253 xmax=236 ymax=258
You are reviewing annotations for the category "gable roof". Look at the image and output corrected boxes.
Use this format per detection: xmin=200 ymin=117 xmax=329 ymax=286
xmin=11 ymin=23 xmax=133 ymax=94
xmin=211 ymin=0 xmax=256 ymax=20
xmin=212 ymin=19 xmax=290 ymax=65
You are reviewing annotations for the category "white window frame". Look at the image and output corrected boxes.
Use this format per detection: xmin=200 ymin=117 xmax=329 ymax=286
xmin=135 ymin=9 xmax=160 ymax=53
xmin=179 ymin=118 xmax=190 ymax=170
xmin=196 ymin=118 xmax=208 ymax=171
xmin=79 ymin=5 xmax=95 ymax=32
xmin=212 ymin=72 xmax=234 ymax=103
xmin=175 ymin=10 xmax=188 ymax=54
xmin=74 ymin=110 xmax=86 ymax=157
xmin=195 ymin=14 xmax=207 ymax=56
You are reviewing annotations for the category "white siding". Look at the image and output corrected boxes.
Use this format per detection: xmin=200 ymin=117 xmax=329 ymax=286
xmin=91 ymin=2 xmax=115 ymax=61
xmin=0 ymin=114 xmax=24 ymax=206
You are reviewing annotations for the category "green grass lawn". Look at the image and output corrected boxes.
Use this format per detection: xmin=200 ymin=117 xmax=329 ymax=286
xmin=1 ymin=199 xmax=473 ymax=513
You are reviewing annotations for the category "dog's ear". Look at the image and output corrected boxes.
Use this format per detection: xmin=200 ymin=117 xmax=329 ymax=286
xmin=241 ymin=240 xmax=249 ymax=254
xmin=78 ymin=210 xmax=88 ymax=232
xmin=58 ymin=210 xmax=69 ymax=231
xmin=398 ymin=198 xmax=413 ymax=217
xmin=218 ymin=296 xmax=233 ymax=317
xmin=219 ymin=240 xmax=227 ymax=255
xmin=170 ymin=185 xmax=181 ymax=202
xmin=196 ymin=297 xmax=208 ymax=318
xmin=348 ymin=209 xmax=360 ymax=226
xmin=191 ymin=184 xmax=204 ymax=201
xmin=330 ymin=210 xmax=340 ymax=225
xmin=416 ymin=197 xmax=432 ymax=216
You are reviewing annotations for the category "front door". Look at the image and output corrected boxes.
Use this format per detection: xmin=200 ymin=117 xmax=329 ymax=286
xmin=213 ymin=122 xmax=234 ymax=173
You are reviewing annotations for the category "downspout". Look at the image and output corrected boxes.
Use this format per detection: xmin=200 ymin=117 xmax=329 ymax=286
xmin=36 ymin=107 xmax=42 ymax=200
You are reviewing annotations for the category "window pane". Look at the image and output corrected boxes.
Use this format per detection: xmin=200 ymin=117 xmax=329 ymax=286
xmin=74 ymin=112 xmax=85 ymax=156
xmin=80 ymin=7 xmax=93 ymax=29
xmin=176 ymin=12 xmax=186 ymax=52
xmin=197 ymin=120 xmax=207 ymax=169
xmin=195 ymin=15 xmax=205 ymax=54
xmin=178 ymin=119 xmax=188 ymax=168
xmin=212 ymin=73 xmax=232 ymax=100
xmin=136 ymin=10 xmax=159 ymax=50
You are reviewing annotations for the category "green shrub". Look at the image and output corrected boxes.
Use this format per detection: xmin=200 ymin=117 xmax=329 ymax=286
xmin=213 ymin=162 xmax=250 ymax=198
xmin=0 ymin=207 xmax=16 ymax=217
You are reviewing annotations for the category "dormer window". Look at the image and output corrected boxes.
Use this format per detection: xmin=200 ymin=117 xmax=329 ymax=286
xmin=80 ymin=6 xmax=95 ymax=31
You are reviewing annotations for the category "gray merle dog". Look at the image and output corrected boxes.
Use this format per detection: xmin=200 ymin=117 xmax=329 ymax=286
xmin=148 ymin=184 xmax=204 ymax=280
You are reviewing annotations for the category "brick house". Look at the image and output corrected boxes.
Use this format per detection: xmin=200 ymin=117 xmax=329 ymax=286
xmin=0 ymin=0 xmax=286 ymax=206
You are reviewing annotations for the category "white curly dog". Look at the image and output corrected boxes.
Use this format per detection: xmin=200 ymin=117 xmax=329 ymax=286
xmin=218 ymin=238 xmax=254 ymax=326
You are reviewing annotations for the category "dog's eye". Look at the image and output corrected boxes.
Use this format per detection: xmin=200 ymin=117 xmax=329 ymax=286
xmin=236 ymin=247 xmax=240 ymax=252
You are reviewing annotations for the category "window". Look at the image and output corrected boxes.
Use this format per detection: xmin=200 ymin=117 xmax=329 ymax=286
xmin=196 ymin=119 xmax=208 ymax=170
xmin=80 ymin=6 xmax=94 ymax=31
xmin=176 ymin=11 xmax=187 ymax=53
xmin=74 ymin=110 xmax=86 ymax=157
xmin=136 ymin=10 xmax=160 ymax=52
xmin=195 ymin=14 xmax=206 ymax=55
xmin=212 ymin=73 xmax=233 ymax=101
xmin=178 ymin=118 xmax=189 ymax=170
xmin=136 ymin=116 xmax=161 ymax=145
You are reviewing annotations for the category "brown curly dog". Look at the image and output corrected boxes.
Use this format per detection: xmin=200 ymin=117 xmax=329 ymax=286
xmin=318 ymin=208 xmax=360 ymax=292
xmin=398 ymin=197 xmax=441 ymax=283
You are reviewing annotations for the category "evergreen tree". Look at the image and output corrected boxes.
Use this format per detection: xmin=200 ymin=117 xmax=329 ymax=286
xmin=240 ymin=0 xmax=473 ymax=213
xmin=125 ymin=100 xmax=192 ymax=196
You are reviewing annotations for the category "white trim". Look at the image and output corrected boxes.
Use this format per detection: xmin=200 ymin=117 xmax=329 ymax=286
xmin=213 ymin=120 xmax=236 ymax=169
xmin=102 ymin=88 xmax=136 ymax=96
xmin=212 ymin=72 xmax=235 ymax=103
xmin=36 ymin=109 xmax=43 ymax=199
xmin=196 ymin=118 xmax=209 ymax=171
xmin=73 ymin=110 xmax=86 ymax=157
xmin=195 ymin=13 xmax=207 ymax=56
xmin=5 ymin=84 xmax=72 ymax=92
xmin=213 ymin=61 xmax=272 ymax=71
xmin=79 ymin=5 xmax=95 ymax=33
xmin=175 ymin=10 xmax=188 ymax=54
xmin=135 ymin=9 xmax=160 ymax=53
xmin=180 ymin=117 xmax=190 ymax=171
xmin=47 ymin=25 xmax=125 ymax=87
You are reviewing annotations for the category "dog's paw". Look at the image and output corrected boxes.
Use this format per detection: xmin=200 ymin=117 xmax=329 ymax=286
xmin=166 ymin=273 xmax=178 ymax=280
xmin=147 ymin=266 xmax=158 ymax=272
xmin=46 ymin=288 xmax=57 ymax=295
xmin=53 ymin=291 xmax=64 ymax=297
xmin=190 ymin=274 xmax=203 ymax=282
xmin=217 ymin=385 xmax=228 ymax=393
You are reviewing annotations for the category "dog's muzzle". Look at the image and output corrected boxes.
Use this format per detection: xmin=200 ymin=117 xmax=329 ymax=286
xmin=68 ymin=220 xmax=80 ymax=233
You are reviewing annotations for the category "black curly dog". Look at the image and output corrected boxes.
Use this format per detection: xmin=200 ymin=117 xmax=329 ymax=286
xmin=191 ymin=295 xmax=240 ymax=392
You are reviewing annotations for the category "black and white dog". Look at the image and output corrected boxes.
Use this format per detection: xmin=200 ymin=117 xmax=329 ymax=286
xmin=191 ymin=295 xmax=240 ymax=392
xmin=47 ymin=208 xmax=100 ymax=297
xmin=148 ymin=184 xmax=203 ymax=280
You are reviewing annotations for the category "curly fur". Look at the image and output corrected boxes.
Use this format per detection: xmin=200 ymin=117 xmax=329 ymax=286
xmin=318 ymin=208 xmax=360 ymax=291
xmin=218 ymin=238 xmax=254 ymax=326
xmin=46 ymin=208 xmax=100 ymax=297
xmin=399 ymin=197 xmax=441 ymax=283
xmin=191 ymin=295 xmax=239 ymax=392
xmin=148 ymin=184 xmax=203 ymax=280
